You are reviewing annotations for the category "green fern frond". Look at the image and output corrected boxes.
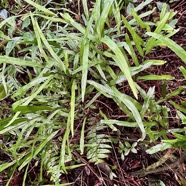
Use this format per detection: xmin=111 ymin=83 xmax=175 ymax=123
xmin=86 ymin=123 xmax=112 ymax=164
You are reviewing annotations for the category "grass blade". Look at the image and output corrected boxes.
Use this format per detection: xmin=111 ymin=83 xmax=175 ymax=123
xmin=23 ymin=0 xmax=56 ymax=16
xmin=122 ymin=16 xmax=144 ymax=57
xmin=169 ymin=101 xmax=186 ymax=114
xmin=70 ymin=80 xmax=76 ymax=137
xmin=138 ymin=74 xmax=174 ymax=80
xmin=143 ymin=59 xmax=167 ymax=66
xmin=0 ymin=56 xmax=43 ymax=68
xmin=19 ymin=130 xmax=59 ymax=170
xmin=145 ymin=12 xmax=170 ymax=54
xmin=0 ymin=84 xmax=7 ymax=100
xmin=87 ymin=81 xmax=145 ymax=140
xmin=131 ymin=9 xmax=150 ymax=31
xmin=13 ymin=106 xmax=52 ymax=114
xmin=180 ymin=66 xmax=186 ymax=79
xmin=82 ymin=0 xmax=89 ymax=19
xmin=80 ymin=117 xmax=86 ymax=155
xmin=112 ymin=87 xmax=146 ymax=140
xmin=125 ymin=33 xmax=139 ymax=66
xmin=101 ymin=37 xmax=138 ymax=99
xmin=101 ymin=120 xmax=138 ymax=127
xmin=134 ymin=0 xmax=153 ymax=13
xmin=146 ymin=32 xmax=186 ymax=63
xmin=81 ymin=41 xmax=89 ymax=102
xmin=31 ymin=14 xmax=66 ymax=72
xmin=96 ymin=0 xmax=114 ymax=38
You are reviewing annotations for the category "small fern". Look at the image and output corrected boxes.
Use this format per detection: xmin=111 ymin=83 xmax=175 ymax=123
xmin=118 ymin=141 xmax=138 ymax=161
xmin=86 ymin=123 xmax=112 ymax=164
xmin=42 ymin=143 xmax=62 ymax=184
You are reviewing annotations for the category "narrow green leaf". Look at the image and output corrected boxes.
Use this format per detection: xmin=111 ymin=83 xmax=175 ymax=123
xmin=145 ymin=12 xmax=170 ymax=54
xmin=101 ymin=120 xmax=138 ymax=127
xmin=82 ymin=0 xmax=89 ymax=19
xmin=0 ymin=56 xmax=43 ymax=68
xmin=0 ymin=117 xmax=27 ymax=126
xmin=70 ymin=80 xmax=76 ymax=137
xmin=13 ymin=106 xmax=52 ymax=113
xmin=60 ymin=120 xmax=70 ymax=173
xmin=19 ymin=130 xmax=59 ymax=170
xmin=96 ymin=0 xmax=114 ymax=38
xmin=96 ymin=64 xmax=107 ymax=81
xmin=12 ymin=75 xmax=53 ymax=110
xmin=170 ymin=101 xmax=186 ymax=114
xmin=30 ymin=14 xmax=49 ymax=65
xmin=140 ymin=87 xmax=155 ymax=118
xmin=146 ymin=143 xmax=172 ymax=154
xmin=114 ymin=63 xmax=152 ymax=84
xmin=0 ymin=84 xmax=7 ymax=100
xmin=87 ymin=81 xmax=114 ymax=97
xmin=180 ymin=66 xmax=186 ymax=78
xmin=30 ymin=14 xmax=66 ymax=72
xmin=157 ymin=86 xmax=186 ymax=104
xmin=125 ymin=33 xmax=139 ymax=66
xmin=160 ymin=3 xmax=169 ymax=21
xmin=122 ymin=16 xmax=144 ymax=56
xmin=81 ymin=41 xmax=89 ymax=102
xmin=12 ymin=76 xmax=48 ymax=98
xmin=23 ymin=0 xmax=56 ymax=16
xmin=143 ymin=59 xmax=166 ymax=66
xmin=88 ymin=81 xmax=145 ymax=140
xmin=101 ymin=37 xmax=138 ymax=99
xmin=80 ymin=117 xmax=86 ymax=155
xmin=131 ymin=9 xmax=150 ymax=31
xmin=61 ymin=13 xmax=95 ymax=41
xmin=134 ymin=0 xmax=153 ymax=13
xmin=138 ymin=74 xmax=174 ymax=80
xmin=146 ymin=32 xmax=186 ymax=63
xmin=112 ymin=87 xmax=145 ymax=140
xmin=177 ymin=111 xmax=186 ymax=124
xmin=0 ymin=160 xmax=17 ymax=172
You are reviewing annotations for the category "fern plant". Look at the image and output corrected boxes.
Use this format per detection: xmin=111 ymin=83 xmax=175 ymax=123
xmin=86 ymin=122 xmax=112 ymax=164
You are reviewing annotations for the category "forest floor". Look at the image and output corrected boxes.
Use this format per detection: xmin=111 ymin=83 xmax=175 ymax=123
xmin=0 ymin=0 xmax=186 ymax=185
